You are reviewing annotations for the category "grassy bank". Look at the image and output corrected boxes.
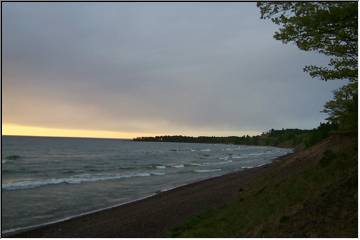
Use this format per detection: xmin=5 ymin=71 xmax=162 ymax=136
xmin=171 ymin=133 xmax=357 ymax=237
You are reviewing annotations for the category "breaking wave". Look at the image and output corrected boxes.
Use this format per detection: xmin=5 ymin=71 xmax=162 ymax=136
xmin=189 ymin=160 xmax=232 ymax=167
xmin=194 ymin=169 xmax=222 ymax=173
xmin=2 ymin=172 xmax=165 ymax=191
xmin=155 ymin=165 xmax=167 ymax=169
xmin=172 ymin=164 xmax=185 ymax=168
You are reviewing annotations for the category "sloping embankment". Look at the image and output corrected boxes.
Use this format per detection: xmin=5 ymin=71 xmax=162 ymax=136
xmin=172 ymin=134 xmax=357 ymax=237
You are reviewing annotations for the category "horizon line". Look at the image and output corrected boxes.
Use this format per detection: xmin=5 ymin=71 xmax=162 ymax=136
xmin=2 ymin=123 xmax=263 ymax=139
xmin=2 ymin=134 xmax=132 ymax=140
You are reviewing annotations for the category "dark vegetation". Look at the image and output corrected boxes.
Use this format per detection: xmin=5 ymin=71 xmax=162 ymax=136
xmin=133 ymin=122 xmax=338 ymax=150
xmin=258 ymin=2 xmax=357 ymax=132
xmin=170 ymin=134 xmax=357 ymax=237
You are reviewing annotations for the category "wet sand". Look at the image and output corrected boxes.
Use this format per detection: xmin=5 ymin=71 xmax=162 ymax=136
xmin=4 ymin=154 xmax=292 ymax=238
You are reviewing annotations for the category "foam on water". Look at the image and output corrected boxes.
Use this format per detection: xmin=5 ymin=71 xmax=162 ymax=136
xmin=193 ymin=160 xmax=233 ymax=166
xmin=247 ymin=152 xmax=267 ymax=156
xmin=172 ymin=164 xmax=185 ymax=168
xmin=2 ymin=136 xmax=293 ymax=232
xmin=241 ymin=163 xmax=268 ymax=169
xmin=194 ymin=169 xmax=222 ymax=173
xmin=2 ymin=172 xmax=160 ymax=191
xmin=151 ymin=172 xmax=166 ymax=176
xmin=155 ymin=165 xmax=166 ymax=169
xmin=188 ymin=163 xmax=202 ymax=166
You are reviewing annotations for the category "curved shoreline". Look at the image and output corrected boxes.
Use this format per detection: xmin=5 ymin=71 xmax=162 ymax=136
xmin=2 ymin=178 xmax=209 ymax=236
xmin=2 ymin=193 xmax=158 ymax=236
xmin=1 ymin=169 xmax=250 ymax=236
xmin=1 ymin=144 xmax=289 ymax=236
xmin=3 ymin=153 xmax=293 ymax=238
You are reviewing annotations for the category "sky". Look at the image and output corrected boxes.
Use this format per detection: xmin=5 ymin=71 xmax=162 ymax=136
xmin=2 ymin=3 xmax=345 ymax=139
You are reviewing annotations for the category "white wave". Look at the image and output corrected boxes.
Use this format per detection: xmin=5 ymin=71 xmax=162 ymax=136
xmin=202 ymin=160 xmax=233 ymax=166
xmin=255 ymin=163 xmax=268 ymax=167
xmin=219 ymin=156 xmax=229 ymax=160
xmin=135 ymin=173 xmax=152 ymax=177
xmin=2 ymin=172 xmax=157 ymax=191
xmin=151 ymin=172 xmax=165 ymax=176
xmin=155 ymin=165 xmax=166 ymax=169
xmin=247 ymin=152 xmax=267 ymax=156
xmin=189 ymin=163 xmax=202 ymax=166
xmin=224 ymin=147 xmax=236 ymax=151
xmin=216 ymin=160 xmax=232 ymax=165
xmin=172 ymin=164 xmax=185 ymax=168
xmin=232 ymin=155 xmax=246 ymax=159
xmin=241 ymin=163 xmax=268 ymax=169
xmin=2 ymin=159 xmax=7 ymax=164
xmin=190 ymin=149 xmax=197 ymax=152
xmin=194 ymin=169 xmax=222 ymax=173
xmin=160 ymin=187 xmax=176 ymax=192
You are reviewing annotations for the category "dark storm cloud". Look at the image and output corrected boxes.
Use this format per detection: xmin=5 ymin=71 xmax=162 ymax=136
xmin=3 ymin=3 xmax=344 ymax=135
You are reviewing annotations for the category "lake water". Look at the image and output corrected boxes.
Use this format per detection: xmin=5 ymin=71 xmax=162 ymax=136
xmin=2 ymin=136 xmax=292 ymax=233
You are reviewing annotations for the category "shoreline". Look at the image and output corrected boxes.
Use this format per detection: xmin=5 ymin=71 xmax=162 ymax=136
xmin=0 ymin=168 xmax=255 ymax=236
xmin=2 ymin=193 xmax=159 ymax=236
xmin=2 ymin=177 xmax=219 ymax=236
xmin=3 ymin=152 xmax=293 ymax=238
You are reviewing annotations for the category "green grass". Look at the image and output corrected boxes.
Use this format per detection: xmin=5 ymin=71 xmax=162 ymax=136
xmin=171 ymin=136 xmax=357 ymax=237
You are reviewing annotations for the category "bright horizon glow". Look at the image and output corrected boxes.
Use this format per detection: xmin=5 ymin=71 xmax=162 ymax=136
xmin=2 ymin=123 xmax=260 ymax=139
xmin=3 ymin=5 xmax=345 ymax=135
xmin=2 ymin=123 xmax=153 ymax=139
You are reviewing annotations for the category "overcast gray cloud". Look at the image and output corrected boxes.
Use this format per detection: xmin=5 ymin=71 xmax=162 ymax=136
xmin=3 ymin=3 xmax=344 ymax=136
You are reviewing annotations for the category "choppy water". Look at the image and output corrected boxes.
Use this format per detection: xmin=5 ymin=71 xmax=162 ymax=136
xmin=2 ymin=136 xmax=292 ymax=232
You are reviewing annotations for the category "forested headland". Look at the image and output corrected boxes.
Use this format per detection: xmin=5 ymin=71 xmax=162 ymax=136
xmin=133 ymin=123 xmax=338 ymax=150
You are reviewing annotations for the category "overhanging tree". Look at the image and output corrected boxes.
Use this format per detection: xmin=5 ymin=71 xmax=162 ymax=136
xmin=257 ymin=2 xmax=358 ymax=130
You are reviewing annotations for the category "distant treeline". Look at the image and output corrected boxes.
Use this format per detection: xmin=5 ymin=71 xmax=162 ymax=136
xmin=133 ymin=123 xmax=338 ymax=150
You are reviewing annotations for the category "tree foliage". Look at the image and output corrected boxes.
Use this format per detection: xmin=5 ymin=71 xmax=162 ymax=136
xmin=257 ymin=2 xmax=358 ymax=131
xmin=134 ymin=124 xmax=337 ymax=149
xmin=323 ymin=82 xmax=357 ymax=130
